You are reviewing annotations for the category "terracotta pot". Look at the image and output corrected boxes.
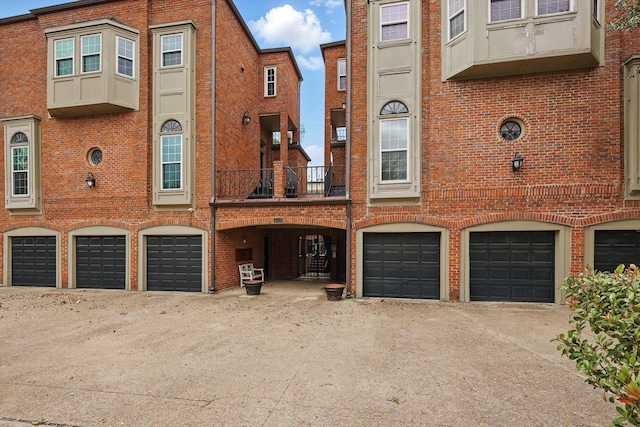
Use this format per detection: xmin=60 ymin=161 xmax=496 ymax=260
xmin=324 ymin=284 xmax=345 ymax=301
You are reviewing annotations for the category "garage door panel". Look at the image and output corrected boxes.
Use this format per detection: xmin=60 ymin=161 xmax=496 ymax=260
xmin=76 ymin=236 xmax=126 ymax=289
xmin=147 ymin=235 xmax=202 ymax=292
xmin=594 ymin=230 xmax=640 ymax=272
xmin=363 ymin=232 xmax=440 ymax=299
xmin=12 ymin=237 xmax=57 ymax=287
xmin=470 ymin=231 xmax=555 ymax=302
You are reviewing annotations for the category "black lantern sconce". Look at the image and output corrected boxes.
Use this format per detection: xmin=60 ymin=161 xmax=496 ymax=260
xmin=242 ymin=111 xmax=251 ymax=126
xmin=85 ymin=172 xmax=96 ymax=188
xmin=511 ymin=153 xmax=524 ymax=172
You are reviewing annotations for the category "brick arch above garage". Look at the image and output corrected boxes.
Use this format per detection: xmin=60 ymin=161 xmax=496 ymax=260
xmin=215 ymin=203 xmax=348 ymax=231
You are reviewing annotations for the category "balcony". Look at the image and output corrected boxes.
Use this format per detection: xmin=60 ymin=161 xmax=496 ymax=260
xmin=216 ymin=163 xmax=346 ymax=201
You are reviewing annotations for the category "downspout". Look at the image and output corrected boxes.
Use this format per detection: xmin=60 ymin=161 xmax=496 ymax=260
xmin=210 ymin=0 xmax=217 ymax=292
xmin=345 ymin=0 xmax=352 ymax=297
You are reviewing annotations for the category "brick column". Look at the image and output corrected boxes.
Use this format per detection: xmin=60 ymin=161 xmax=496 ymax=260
xmin=279 ymin=112 xmax=288 ymax=166
xmin=273 ymin=160 xmax=284 ymax=198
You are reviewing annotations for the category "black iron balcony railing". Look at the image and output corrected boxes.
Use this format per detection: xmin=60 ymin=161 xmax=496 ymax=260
xmin=217 ymin=168 xmax=274 ymax=199
xmin=216 ymin=165 xmax=345 ymax=200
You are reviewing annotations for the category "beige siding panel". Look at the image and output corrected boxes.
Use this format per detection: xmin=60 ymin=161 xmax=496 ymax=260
xmin=378 ymin=45 xmax=412 ymax=70
xmin=378 ymin=72 xmax=411 ymax=96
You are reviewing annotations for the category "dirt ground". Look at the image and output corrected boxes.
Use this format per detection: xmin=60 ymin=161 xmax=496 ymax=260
xmin=0 ymin=282 xmax=617 ymax=426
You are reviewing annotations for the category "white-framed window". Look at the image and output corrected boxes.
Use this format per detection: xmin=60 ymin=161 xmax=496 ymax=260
xmin=81 ymin=34 xmax=101 ymax=73
xmin=161 ymin=34 xmax=183 ymax=67
xmin=117 ymin=36 xmax=135 ymax=77
xmin=448 ymin=0 xmax=465 ymax=40
xmin=380 ymin=118 xmax=408 ymax=181
xmin=55 ymin=38 xmax=74 ymax=77
xmin=160 ymin=119 xmax=183 ymax=190
xmin=10 ymin=133 xmax=29 ymax=197
xmin=337 ymin=58 xmax=346 ymax=91
xmin=381 ymin=2 xmax=409 ymax=41
xmin=593 ymin=0 xmax=599 ymax=23
xmin=537 ymin=0 xmax=571 ymax=15
xmin=490 ymin=0 xmax=522 ymax=21
xmin=265 ymin=66 xmax=276 ymax=97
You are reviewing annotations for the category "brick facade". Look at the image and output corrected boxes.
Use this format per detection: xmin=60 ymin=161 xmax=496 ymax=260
xmin=344 ymin=0 xmax=640 ymax=301
xmin=0 ymin=0 xmax=347 ymax=293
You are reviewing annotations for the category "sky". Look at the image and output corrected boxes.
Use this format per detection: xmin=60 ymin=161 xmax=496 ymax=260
xmin=0 ymin=0 xmax=346 ymax=166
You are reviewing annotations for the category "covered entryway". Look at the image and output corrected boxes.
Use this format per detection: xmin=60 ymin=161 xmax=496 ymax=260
xmin=76 ymin=236 xmax=126 ymax=289
xmin=147 ymin=235 xmax=202 ymax=292
xmin=11 ymin=236 xmax=56 ymax=287
xmin=469 ymin=231 xmax=555 ymax=302
xmin=594 ymin=230 xmax=640 ymax=272
xmin=363 ymin=232 xmax=440 ymax=299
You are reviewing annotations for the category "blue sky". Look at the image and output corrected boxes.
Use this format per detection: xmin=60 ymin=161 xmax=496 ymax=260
xmin=0 ymin=0 xmax=346 ymax=165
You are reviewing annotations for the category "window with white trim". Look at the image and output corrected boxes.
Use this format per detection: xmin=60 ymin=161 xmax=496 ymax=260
xmin=379 ymin=101 xmax=409 ymax=182
xmin=55 ymin=38 xmax=74 ymax=76
xmin=448 ymin=0 xmax=465 ymax=40
xmin=265 ymin=66 xmax=276 ymax=97
xmin=337 ymin=58 xmax=346 ymax=91
xmin=490 ymin=0 xmax=522 ymax=21
xmin=537 ymin=0 xmax=570 ymax=15
xmin=2 ymin=115 xmax=42 ymax=212
xmin=10 ymin=133 xmax=29 ymax=197
xmin=161 ymin=34 xmax=183 ymax=67
xmin=381 ymin=2 xmax=409 ymax=41
xmin=593 ymin=0 xmax=599 ymax=22
xmin=117 ymin=36 xmax=135 ymax=77
xmin=81 ymin=34 xmax=101 ymax=73
xmin=160 ymin=120 xmax=183 ymax=190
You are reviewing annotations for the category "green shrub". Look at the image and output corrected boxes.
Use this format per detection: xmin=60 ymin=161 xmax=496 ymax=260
xmin=555 ymin=265 xmax=640 ymax=426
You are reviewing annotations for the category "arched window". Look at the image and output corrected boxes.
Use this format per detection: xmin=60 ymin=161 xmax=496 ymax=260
xmin=380 ymin=101 xmax=409 ymax=116
xmin=379 ymin=102 xmax=409 ymax=181
xmin=160 ymin=119 xmax=183 ymax=190
xmin=10 ymin=132 xmax=29 ymax=196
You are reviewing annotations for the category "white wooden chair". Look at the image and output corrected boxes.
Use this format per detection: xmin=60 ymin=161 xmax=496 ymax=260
xmin=238 ymin=263 xmax=264 ymax=286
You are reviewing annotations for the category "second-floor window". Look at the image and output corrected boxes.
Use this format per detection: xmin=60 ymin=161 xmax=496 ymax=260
xmin=381 ymin=2 xmax=409 ymax=41
xmin=55 ymin=38 xmax=74 ymax=76
xmin=448 ymin=0 xmax=465 ymax=40
xmin=538 ymin=0 xmax=570 ymax=15
xmin=160 ymin=119 xmax=183 ymax=190
xmin=10 ymin=132 xmax=29 ymax=197
xmin=265 ymin=66 xmax=276 ymax=97
xmin=117 ymin=36 xmax=135 ymax=77
xmin=338 ymin=58 xmax=346 ymax=90
xmin=162 ymin=34 xmax=183 ymax=67
xmin=490 ymin=0 xmax=521 ymax=21
xmin=379 ymin=101 xmax=410 ymax=182
xmin=81 ymin=34 xmax=101 ymax=73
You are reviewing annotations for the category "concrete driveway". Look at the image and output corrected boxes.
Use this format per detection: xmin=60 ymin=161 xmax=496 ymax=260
xmin=0 ymin=281 xmax=615 ymax=426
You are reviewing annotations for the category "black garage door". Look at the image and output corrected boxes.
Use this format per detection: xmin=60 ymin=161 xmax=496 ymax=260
xmin=363 ymin=232 xmax=440 ymax=299
xmin=470 ymin=231 xmax=555 ymax=302
xmin=594 ymin=230 xmax=640 ymax=273
xmin=147 ymin=236 xmax=202 ymax=292
xmin=12 ymin=236 xmax=56 ymax=287
xmin=76 ymin=236 xmax=126 ymax=289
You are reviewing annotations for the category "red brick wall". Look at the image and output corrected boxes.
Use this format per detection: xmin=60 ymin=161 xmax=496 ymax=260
xmin=322 ymin=43 xmax=346 ymax=166
xmin=0 ymin=0 xmax=214 ymax=290
xmin=347 ymin=0 xmax=640 ymax=300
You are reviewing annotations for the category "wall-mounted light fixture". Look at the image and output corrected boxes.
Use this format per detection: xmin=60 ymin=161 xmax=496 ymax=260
xmin=341 ymin=100 xmax=346 ymax=110
xmin=242 ymin=111 xmax=251 ymax=125
xmin=85 ymin=172 xmax=96 ymax=188
xmin=242 ymin=235 xmax=247 ymax=244
xmin=512 ymin=153 xmax=524 ymax=172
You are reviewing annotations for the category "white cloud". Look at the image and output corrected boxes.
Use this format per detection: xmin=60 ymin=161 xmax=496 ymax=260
xmin=309 ymin=0 xmax=342 ymax=13
xmin=249 ymin=5 xmax=332 ymax=54
xmin=296 ymin=55 xmax=324 ymax=71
